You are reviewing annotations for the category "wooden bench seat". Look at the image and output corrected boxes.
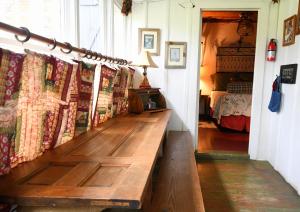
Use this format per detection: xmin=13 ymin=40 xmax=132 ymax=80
xmin=105 ymin=131 xmax=205 ymax=212
xmin=144 ymin=131 xmax=205 ymax=212
xmin=0 ymin=110 xmax=171 ymax=211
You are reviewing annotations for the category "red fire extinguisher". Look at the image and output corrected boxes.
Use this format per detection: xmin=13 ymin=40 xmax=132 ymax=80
xmin=267 ymin=39 xmax=277 ymax=61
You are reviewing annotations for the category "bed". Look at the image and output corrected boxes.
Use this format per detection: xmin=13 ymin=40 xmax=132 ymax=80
xmin=209 ymin=45 xmax=255 ymax=132
xmin=212 ymin=92 xmax=252 ymax=132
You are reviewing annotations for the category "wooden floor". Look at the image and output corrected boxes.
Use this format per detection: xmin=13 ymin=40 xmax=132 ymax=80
xmin=198 ymin=121 xmax=249 ymax=153
xmin=198 ymin=159 xmax=300 ymax=212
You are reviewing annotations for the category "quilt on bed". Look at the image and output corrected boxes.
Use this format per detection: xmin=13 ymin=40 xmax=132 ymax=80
xmin=213 ymin=93 xmax=252 ymax=124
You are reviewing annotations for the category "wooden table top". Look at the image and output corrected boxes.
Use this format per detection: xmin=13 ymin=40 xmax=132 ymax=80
xmin=0 ymin=110 xmax=171 ymax=209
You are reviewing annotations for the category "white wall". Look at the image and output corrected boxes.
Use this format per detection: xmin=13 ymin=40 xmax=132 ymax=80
xmin=128 ymin=0 xmax=191 ymax=131
xmin=258 ymin=0 xmax=300 ymax=195
xmin=128 ymin=0 xmax=300 ymax=194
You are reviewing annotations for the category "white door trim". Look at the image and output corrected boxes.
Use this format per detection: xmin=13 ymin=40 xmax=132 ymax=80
xmin=187 ymin=0 xmax=270 ymax=159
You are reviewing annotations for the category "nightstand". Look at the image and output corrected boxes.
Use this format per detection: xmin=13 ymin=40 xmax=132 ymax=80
xmin=199 ymin=95 xmax=210 ymax=120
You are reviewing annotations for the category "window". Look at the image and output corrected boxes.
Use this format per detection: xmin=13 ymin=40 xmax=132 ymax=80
xmin=79 ymin=0 xmax=103 ymax=51
xmin=114 ymin=2 xmax=126 ymax=57
xmin=0 ymin=0 xmax=63 ymax=40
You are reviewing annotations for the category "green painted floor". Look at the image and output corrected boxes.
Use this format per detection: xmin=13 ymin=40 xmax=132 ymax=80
xmin=197 ymin=160 xmax=300 ymax=212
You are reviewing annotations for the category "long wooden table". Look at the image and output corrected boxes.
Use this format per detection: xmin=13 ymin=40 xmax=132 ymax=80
xmin=0 ymin=110 xmax=171 ymax=211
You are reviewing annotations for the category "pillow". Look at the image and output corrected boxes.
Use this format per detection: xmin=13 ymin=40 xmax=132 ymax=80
xmin=227 ymin=81 xmax=253 ymax=94
xmin=212 ymin=73 xmax=254 ymax=91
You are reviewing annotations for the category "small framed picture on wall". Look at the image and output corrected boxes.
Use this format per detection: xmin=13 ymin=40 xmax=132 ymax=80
xmin=138 ymin=28 xmax=161 ymax=56
xmin=283 ymin=15 xmax=296 ymax=46
xmin=165 ymin=41 xmax=187 ymax=69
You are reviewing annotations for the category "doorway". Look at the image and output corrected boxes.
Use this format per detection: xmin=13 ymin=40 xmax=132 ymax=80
xmin=198 ymin=11 xmax=258 ymax=154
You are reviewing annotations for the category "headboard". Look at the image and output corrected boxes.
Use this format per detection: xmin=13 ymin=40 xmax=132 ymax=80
xmin=216 ymin=46 xmax=255 ymax=73
xmin=213 ymin=45 xmax=255 ymax=91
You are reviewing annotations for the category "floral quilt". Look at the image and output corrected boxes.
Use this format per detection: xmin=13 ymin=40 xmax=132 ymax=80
xmin=213 ymin=93 xmax=252 ymax=124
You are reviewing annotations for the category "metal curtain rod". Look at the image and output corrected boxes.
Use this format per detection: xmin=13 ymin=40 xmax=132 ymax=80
xmin=0 ymin=21 xmax=128 ymax=65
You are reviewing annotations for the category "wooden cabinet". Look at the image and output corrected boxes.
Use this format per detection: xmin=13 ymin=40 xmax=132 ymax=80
xmin=128 ymin=88 xmax=166 ymax=114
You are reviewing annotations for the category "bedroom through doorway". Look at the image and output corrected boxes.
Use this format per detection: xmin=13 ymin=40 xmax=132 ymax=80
xmin=198 ymin=11 xmax=258 ymax=154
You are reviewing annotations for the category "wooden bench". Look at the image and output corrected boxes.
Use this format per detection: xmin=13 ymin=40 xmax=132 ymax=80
xmin=144 ymin=131 xmax=205 ymax=212
xmin=0 ymin=110 xmax=171 ymax=211
xmin=105 ymin=131 xmax=205 ymax=212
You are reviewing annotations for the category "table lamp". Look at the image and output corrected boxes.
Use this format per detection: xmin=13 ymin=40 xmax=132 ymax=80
xmin=133 ymin=51 xmax=158 ymax=88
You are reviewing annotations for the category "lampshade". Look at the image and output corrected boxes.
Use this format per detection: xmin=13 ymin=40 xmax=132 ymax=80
xmin=132 ymin=51 xmax=158 ymax=68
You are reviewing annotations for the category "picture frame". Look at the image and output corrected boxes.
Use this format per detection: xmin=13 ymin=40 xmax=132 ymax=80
xmin=165 ymin=41 xmax=187 ymax=69
xmin=138 ymin=28 xmax=161 ymax=56
xmin=283 ymin=15 xmax=296 ymax=46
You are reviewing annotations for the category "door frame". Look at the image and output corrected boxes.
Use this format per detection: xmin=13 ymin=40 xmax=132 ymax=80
xmin=186 ymin=0 xmax=270 ymax=159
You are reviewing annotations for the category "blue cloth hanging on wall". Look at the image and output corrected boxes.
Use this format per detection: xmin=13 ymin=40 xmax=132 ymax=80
xmin=268 ymin=76 xmax=281 ymax=112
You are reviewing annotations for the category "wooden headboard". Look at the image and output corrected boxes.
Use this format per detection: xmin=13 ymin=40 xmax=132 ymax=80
xmin=216 ymin=46 xmax=255 ymax=73
xmin=212 ymin=46 xmax=255 ymax=91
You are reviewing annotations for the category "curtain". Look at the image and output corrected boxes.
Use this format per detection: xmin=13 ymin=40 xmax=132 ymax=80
xmin=112 ymin=66 xmax=135 ymax=116
xmin=93 ymin=65 xmax=135 ymax=127
xmin=11 ymin=51 xmax=75 ymax=163
xmin=0 ymin=49 xmax=24 ymax=175
xmin=123 ymin=67 xmax=135 ymax=113
xmin=93 ymin=65 xmax=117 ymax=126
xmin=0 ymin=48 xmax=135 ymax=176
xmin=112 ymin=67 xmax=128 ymax=116
xmin=43 ymin=57 xmax=77 ymax=148
xmin=75 ymin=62 xmax=96 ymax=135
xmin=8 ymin=50 xmax=78 ymax=168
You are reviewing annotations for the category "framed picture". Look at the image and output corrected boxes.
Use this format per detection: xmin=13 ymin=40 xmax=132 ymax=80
xmin=283 ymin=15 xmax=296 ymax=46
xmin=138 ymin=28 xmax=160 ymax=56
xmin=165 ymin=42 xmax=187 ymax=69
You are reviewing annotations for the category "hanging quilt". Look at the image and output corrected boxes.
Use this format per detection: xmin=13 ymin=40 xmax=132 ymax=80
xmin=13 ymin=51 xmax=50 ymax=164
xmin=11 ymin=51 xmax=76 ymax=165
xmin=41 ymin=56 xmax=61 ymax=150
xmin=56 ymin=67 xmax=78 ymax=146
xmin=112 ymin=66 xmax=136 ymax=116
xmin=0 ymin=49 xmax=24 ymax=175
xmin=93 ymin=65 xmax=117 ymax=126
xmin=0 ymin=49 xmax=10 ymax=106
xmin=75 ymin=62 xmax=96 ymax=135
xmin=122 ymin=67 xmax=135 ymax=113
xmin=42 ymin=57 xmax=76 ymax=149
xmin=112 ymin=67 xmax=128 ymax=116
